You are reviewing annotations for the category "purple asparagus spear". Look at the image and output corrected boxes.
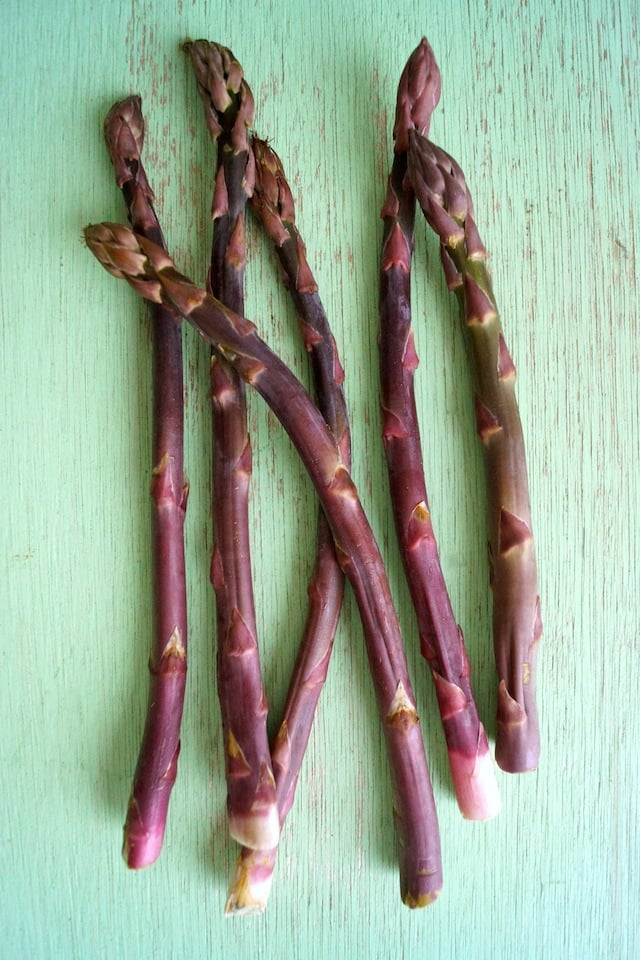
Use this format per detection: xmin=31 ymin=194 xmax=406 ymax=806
xmin=84 ymin=221 xmax=443 ymax=906
xmin=224 ymin=135 xmax=352 ymax=913
xmin=379 ymin=40 xmax=500 ymax=818
xmin=183 ymin=40 xmax=279 ymax=852
xmin=407 ymin=126 xmax=542 ymax=773
xmin=103 ymin=97 xmax=189 ymax=868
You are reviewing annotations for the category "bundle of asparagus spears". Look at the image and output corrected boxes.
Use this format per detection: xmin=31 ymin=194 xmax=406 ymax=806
xmin=85 ymin=37 xmax=540 ymax=912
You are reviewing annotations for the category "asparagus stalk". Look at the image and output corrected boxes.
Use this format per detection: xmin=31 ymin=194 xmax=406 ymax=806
xmin=103 ymin=97 xmax=189 ymax=867
xmin=84 ymin=221 xmax=442 ymax=906
xmin=183 ymin=40 xmax=279 ymax=852
xmin=379 ymin=41 xmax=500 ymax=818
xmin=407 ymin=128 xmax=542 ymax=772
xmin=223 ymin=136 xmax=352 ymax=913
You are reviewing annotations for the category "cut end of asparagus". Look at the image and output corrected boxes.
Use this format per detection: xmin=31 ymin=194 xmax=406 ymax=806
xmin=224 ymin=848 xmax=276 ymax=916
xmin=430 ymin=673 xmax=501 ymax=819
xmin=393 ymin=38 xmax=442 ymax=154
xmin=402 ymin=885 xmax=441 ymax=909
xmin=397 ymin=793 xmax=442 ymax=907
xmin=449 ymin=738 xmax=502 ymax=821
xmin=495 ymin=732 xmax=540 ymax=773
xmin=496 ymin=678 xmax=540 ymax=772
xmin=122 ymin=817 xmax=166 ymax=870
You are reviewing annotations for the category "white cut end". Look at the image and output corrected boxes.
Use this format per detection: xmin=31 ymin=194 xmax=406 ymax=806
xmin=450 ymin=741 xmax=502 ymax=822
xmin=224 ymin=854 xmax=275 ymax=917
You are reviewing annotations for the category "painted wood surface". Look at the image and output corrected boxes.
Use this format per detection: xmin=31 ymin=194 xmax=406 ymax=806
xmin=1 ymin=1 xmax=638 ymax=957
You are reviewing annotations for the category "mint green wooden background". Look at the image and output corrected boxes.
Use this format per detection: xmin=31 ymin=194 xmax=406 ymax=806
xmin=2 ymin=1 xmax=638 ymax=957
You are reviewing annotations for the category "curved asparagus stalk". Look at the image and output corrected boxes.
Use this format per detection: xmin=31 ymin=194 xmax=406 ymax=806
xmin=224 ymin=136 xmax=352 ymax=913
xmin=183 ymin=40 xmax=279 ymax=852
xmin=407 ymin=129 xmax=542 ymax=772
xmin=379 ymin=41 xmax=500 ymax=819
xmin=84 ymin=221 xmax=442 ymax=906
xmin=103 ymin=97 xmax=189 ymax=867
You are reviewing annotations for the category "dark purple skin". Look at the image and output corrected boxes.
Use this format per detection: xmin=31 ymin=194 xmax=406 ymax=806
xmin=225 ymin=137 xmax=352 ymax=912
xmin=84 ymin=222 xmax=443 ymax=907
xmin=103 ymin=97 xmax=189 ymax=869
xmin=378 ymin=41 xmax=499 ymax=820
xmin=185 ymin=39 xmax=279 ymax=851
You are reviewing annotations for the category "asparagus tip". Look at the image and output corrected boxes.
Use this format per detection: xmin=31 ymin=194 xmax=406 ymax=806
xmin=84 ymin=222 xmax=207 ymax=313
xmin=103 ymin=95 xmax=146 ymax=187
xmin=251 ymin=136 xmax=295 ymax=215
xmin=393 ymin=37 xmax=441 ymax=154
xmin=183 ymin=37 xmax=254 ymax=140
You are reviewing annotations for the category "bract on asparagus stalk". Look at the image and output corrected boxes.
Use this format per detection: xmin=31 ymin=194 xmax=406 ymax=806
xmin=103 ymin=97 xmax=189 ymax=868
xmin=407 ymin=127 xmax=542 ymax=773
xmin=183 ymin=40 xmax=279 ymax=852
xmin=379 ymin=41 xmax=500 ymax=818
xmin=84 ymin=221 xmax=443 ymax=907
xmin=223 ymin=136 xmax=352 ymax=914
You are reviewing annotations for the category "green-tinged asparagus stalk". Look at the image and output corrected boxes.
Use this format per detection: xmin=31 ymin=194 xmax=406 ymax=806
xmin=103 ymin=96 xmax=189 ymax=867
xmin=183 ymin=40 xmax=279 ymax=852
xmin=407 ymin=128 xmax=542 ymax=773
xmin=224 ymin=136 xmax=352 ymax=914
xmin=379 ymin=41 xmax=500 ymax=819
xmin=84 ymin=222 xmax=442 ymax=907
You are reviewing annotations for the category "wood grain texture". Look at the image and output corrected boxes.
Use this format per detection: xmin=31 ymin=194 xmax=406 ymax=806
xmin=1 ymin=1 xmax=638 ymax=957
